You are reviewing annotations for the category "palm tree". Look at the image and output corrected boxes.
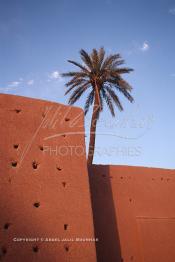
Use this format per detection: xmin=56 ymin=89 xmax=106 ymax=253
xmin=62 ymin=48 xmax=134 ymax=165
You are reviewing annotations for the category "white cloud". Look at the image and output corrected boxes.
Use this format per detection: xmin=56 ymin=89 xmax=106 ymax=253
xmin=7 ymin=77 xmax=24 ymax=88
xmin=8 ymin=81 xmax=21 ymax=87
xmin=27 ymin=79 xmax=34 ymax=85
xmin=140 ymin=41 xmax=149 ymax=52
xmin=0 ymin=86 xmax=12 ymax=91
xmin=169 ymin=8 xmax=175 ymax=15
xmin=49 ymin=70 xmax=63 ymax=81
xmin=0 ymin=79 xmax=22 ymax=92
xmin=126 ymin=40 xmax=150 ymax=56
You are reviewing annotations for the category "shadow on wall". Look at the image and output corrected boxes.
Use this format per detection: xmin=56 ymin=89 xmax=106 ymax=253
xmin=88 ymin=165 xmax=122 ymax=262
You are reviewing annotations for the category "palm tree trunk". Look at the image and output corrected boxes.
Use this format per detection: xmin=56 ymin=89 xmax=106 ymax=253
xmin=87 ymin=91 xmax=99 ymax=165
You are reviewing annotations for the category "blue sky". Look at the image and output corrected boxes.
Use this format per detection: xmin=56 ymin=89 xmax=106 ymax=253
xmin=0 ymin=0 xmax=175 ymax=169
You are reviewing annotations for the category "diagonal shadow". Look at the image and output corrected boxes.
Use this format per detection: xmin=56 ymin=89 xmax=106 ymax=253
xmin=88 ymin=164 xmax=122 ymax=262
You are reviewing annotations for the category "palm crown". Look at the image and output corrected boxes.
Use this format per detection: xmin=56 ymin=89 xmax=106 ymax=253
xmin=62 ymin=47 xmax=134 ymax=117
xmin=62 ymin=48 xmax=134 ymax=164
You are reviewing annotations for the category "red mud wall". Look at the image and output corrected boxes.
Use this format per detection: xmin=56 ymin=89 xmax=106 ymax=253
xmin=1 ymin=94 xmax=175 ymax=262
xmin=89 ymin=165 xmax=175 ymax=262
xmin=0 ymin=94 xmax=96 ymax=262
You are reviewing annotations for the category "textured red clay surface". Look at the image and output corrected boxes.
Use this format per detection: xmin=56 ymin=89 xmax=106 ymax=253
xmin=0 ymin=94 xmax=96 ymax=262
xmin=89 ymin=165 xmax=175 ymax=262
xmin=1 ymin=94 xmax=175 ymax=262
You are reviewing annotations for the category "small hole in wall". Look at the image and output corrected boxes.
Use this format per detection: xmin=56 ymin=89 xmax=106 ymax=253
xmin=42 ymin=112 xmax=46 ymax=118
xmin=62 ymin=182 xmax=66 ymax=187
xmin=129 ymin=198 xmax=132 ymax=202
xmin=57 ymin=167 xmax=62 ymax=171
xmin=13 ymin=144 xmax=19 ymax=149
xmin=32 ymin=161 xmax=39 ymax=169
xmin=64 ymin=224 xmax=68 ymax=230
xmin=33 ymin=202 xmax=40 ymax=208
xmin=1 ymin=246 xmax=7 ymax=255
xmin=33 ymin=246 xmax=39 ymax=253
xmin=4 ymin=223 xmax=11 ymax=230
xmin=65 ymin=118 xmax=70 ymax=122
xmin=62 ymin=134 xmax=66 ymax=138
xmin=120 ymin=176 xmax=123 ymax=179
xmin=167 ymin=178 xmax=170 ymax=181
xmin=39 ymin=145 xmax=44 ymax=151
xmin=11 ymin=161 xmax=17 ymax=167
xmin=64 ymin=245 xmax=69 ymax=252
xmin=15 ymin=109 xmax=21 ymax=113
xmin=161 ymin=177 xmax=163 ymax=181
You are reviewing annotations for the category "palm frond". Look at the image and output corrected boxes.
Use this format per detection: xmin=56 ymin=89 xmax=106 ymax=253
xmin=65 ymin=80 xmax=89 ymax=95
xmin=98 ymin=47 xmax=105 ymax=69
xmin=66 ymin=77 xmax=86 ymax=87
xmin=114 ymin=67 xmax=134 ymax=74
xmin=99 ymin=91 xmax=104 ymax=111
xmin=115 ymin=85 xmax=134 ymax=103
xmin=68 ymin=82 xmax=90 ymax=105
xmin=96 ymin=90 xmax=104 ymax=120
xmin=101 ymin=54 xmax=121 ymax=70
xmin=67 ymin=60 xmax=89 ymax=73
xmin=101 ymin=88 xmax=115 ymax=116
xmin=62 ymin=71 xmax=88 ymax=78
xmin=107 ymin=77 xmax=133 ymax=91
xmin=84 ymin=89 xmax=94 ymax=115
xmin=105 ymin=85 xmax=123 ymax=111
xmin=111 ymin=59 xmax=125 ymax=68
xmin=117 ymin=78 xmax=133 ymax=91
xmin=109 ymin=68 xmax=134 ymax=79
xmin=80 ymin=49 xmax=93 ymax=70
xmin=91 ymin=49 xmax=99 ymax=71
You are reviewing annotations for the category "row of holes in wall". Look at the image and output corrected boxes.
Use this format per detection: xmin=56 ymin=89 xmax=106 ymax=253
xmin=3 ymin=222 xmax=68 ymax=231
xmin=11 ymin=160 xmax=66 ymax=187
xmin=32 ymin=245 xmax=70 ymax=252
xmin=102 ymin=174 xmax=171 ymax=181
xmin=14 ymin=108 xmax=71 ymax=122
xmin=0 ymin=244 xmax=69 ymax=258
xmin=11 ymin=158 xmax=63 ymax=168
